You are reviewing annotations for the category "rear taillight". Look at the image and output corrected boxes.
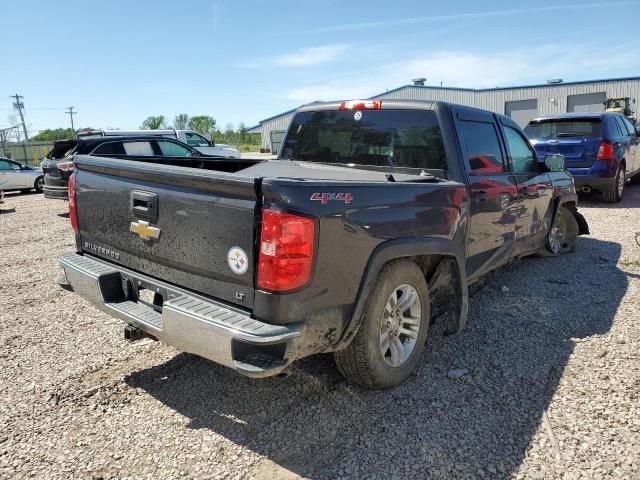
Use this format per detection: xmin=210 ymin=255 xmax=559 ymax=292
xmin=257 ymin=209 xmax=316 ymax=292
xmin=597 ymin=142 xmax=615 ymax=161
xmin=68 ymin=173 xmax=79 ymax=233
xmin=57 ymin=160 xmax=75 ymax=171
xmin=339 ymin=99 xmax=382 ymax=110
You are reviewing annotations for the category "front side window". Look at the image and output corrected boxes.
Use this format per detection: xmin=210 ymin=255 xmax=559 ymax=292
xmin=503 ymin=127 xmax=538 ymax=174
xmin=458 ymin=120 xmax=505 ymax=174
xmin=184 ymin=132 xmax=210 ymax=147
xmin=156 ymin=141 xmax=193 ymax=157
xmin=123 ymin=141 xmax=154 ymax=156
xmin=281 ymin=109 xmax=447 ymax=170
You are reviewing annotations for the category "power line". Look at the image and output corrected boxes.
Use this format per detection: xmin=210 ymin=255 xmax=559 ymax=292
xmin=66 ymin=107 xmax=77 ymax=138
xmin=10 ymin=94 xmax=29 ymax=141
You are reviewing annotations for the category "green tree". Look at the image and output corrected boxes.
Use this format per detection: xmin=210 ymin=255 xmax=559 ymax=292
xmin=238 ymin=122 xmax=247 ymax=144
xmin=188 ymin=115 xmax=216 ymax=135
xmin=173 ymin=113 xmax=189 ymax=130
xmin=31 ymin=128 xmax=74 ymax=142
xmin=141 ymin=115 xmax=166 ymax=129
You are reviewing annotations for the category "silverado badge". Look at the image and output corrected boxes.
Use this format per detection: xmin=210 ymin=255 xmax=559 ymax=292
xmin=130 ymin=220 xmax=161 ymax=241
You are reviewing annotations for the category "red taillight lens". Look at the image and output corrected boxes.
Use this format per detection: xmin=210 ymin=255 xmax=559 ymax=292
xmin=597 ymin=142 xmax=615 ymax=161
xmin=339 ymin=99 xmax=382 ymax=110
xmin=257 ymin=209 xmax=316 ymax=292
xmin=68 ymin=173 xmax=79 ymax=233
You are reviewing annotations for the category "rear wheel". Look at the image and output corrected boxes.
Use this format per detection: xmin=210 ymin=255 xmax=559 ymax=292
xmin=334 ymin=260 xmax=430 ymax=389
xmin=602 ymin=166 xmax=625 ymax=203
xmin=541 ymin=206 xmax=579 ymax=256
xmin=34 ymin=176 xmax=44 ymax=193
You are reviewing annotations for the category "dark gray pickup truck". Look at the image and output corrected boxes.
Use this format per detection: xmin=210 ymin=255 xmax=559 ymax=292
xmin=58 ymin=100 xmax=588 ymax=388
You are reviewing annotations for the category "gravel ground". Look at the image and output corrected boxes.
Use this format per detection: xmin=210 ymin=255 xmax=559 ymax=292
xmin=1 ymin=188 xmax=639 ymax=480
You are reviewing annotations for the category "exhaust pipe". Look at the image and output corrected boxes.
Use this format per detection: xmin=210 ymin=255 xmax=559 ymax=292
xmin=582 ymin=186 xmax=592 ymax=193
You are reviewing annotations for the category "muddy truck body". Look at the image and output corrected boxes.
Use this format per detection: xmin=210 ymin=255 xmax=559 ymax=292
xmin=58 ymin=100 xmax=588 ymax=388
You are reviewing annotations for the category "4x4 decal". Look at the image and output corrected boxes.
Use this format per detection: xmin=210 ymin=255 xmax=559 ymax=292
xmin=310 ymin=192 xmax=353 ymax=204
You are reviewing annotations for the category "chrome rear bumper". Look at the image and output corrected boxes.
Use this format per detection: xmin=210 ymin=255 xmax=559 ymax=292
xmin=58 ymin=252 xmax=300 ymax=377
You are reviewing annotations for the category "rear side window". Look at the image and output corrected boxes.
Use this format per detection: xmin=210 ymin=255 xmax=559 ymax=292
xmin=156 ymin=141 xmax=193 ymax=157
xmin=614 ymin=116 xmax=630 ymax=136
xmin=123 ymin=141 xmax=154 ymax=156
xmin=92 ymin=142 xmax=126 ymax=156
xmin=621 ymin=116 xmax=636 ymax=135
xmin=281 ymin=110 xmax=447 ymax=170
xmin=524 ymin=120 xmax=601 ymax=139
xmin=458 ymin=120 xmax=505 ymax=174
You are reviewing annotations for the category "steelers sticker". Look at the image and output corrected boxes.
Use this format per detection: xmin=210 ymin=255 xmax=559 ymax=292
xmin=354 ymin=111 xmax=363 ymax=121
xmin=227 ymin=247 xmax=249 ymax=275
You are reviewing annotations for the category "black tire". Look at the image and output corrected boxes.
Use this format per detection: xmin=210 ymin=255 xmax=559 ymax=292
xmin=630 ymin=170 xmax=640 ymax=185
xmin=34 ymin=176 xmax=44 ymax=193
xmin=602 ymin=166 xmax=625 ymax=203
xmin=334 ymin=259 xmax=430 ymax=389
xmin=540 ymin=205 xmax=579 ymax=257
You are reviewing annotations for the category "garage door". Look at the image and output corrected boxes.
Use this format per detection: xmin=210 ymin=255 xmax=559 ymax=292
xmin=505 ymin=99 xmax=538 ymax=127
xmin=567 ymin=92 xmax=606 ymax=113
xmin=270 ymin=130 xmax=286 ymax=155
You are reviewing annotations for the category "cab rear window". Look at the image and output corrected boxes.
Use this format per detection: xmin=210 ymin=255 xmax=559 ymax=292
xmin=281 ymin=109 xmax=447 ymax=170
xmin=524 ymin=119 xmax=602 ymax=139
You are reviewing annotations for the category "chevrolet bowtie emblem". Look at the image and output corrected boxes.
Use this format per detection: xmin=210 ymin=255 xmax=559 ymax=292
xmin=130 ymin=220 xmax=161 ymax=241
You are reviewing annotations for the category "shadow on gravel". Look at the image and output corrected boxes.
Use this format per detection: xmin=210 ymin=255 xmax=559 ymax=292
xmin=126 ymin=237 xmax=628 ymax=479
xmin=57 ymin=212 xmax=69 ymax=218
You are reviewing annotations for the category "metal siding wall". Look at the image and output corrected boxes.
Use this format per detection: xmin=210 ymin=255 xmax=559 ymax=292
xmin=256 ymin=112 xmax=294 ymax=149
xmin=479 ymin=80 xmax=640 ymax=120
xmin=251 ymin=80 xmax=640 ymax=150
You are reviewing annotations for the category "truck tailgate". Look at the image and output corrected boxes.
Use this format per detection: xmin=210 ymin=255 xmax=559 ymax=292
xmin=73 ymin=156 xmax=258 ymax=308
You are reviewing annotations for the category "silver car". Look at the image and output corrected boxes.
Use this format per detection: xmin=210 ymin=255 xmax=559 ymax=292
xmin=0 ymin=157 xmax=44 ymax=194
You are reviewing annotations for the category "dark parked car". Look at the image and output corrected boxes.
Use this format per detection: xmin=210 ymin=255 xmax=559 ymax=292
xmin=41 ymin=136 xmax=221 ymax=199
xmin=58 ymin=100 xmax=588 ymax=389
xmin=525 ymin=112 xmax=640 ymax=202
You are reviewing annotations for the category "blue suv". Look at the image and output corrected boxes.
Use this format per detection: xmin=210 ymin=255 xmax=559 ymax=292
xmin=525 ymin=112 xmax=640 ymax=202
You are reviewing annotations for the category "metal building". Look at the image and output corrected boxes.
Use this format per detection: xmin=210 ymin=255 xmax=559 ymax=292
xmin=248 ymin=76 xmax=640 ymax=152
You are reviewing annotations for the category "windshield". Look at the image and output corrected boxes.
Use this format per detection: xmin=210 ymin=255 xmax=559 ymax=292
xmin=524 ymin=119 xmax=602 ymax=139
xmin=281 ymin=109 xmax=447 ymax=170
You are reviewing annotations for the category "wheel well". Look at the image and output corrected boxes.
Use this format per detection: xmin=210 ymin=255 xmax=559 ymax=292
xmin=401 ymin=254 xmax=465 ymax=334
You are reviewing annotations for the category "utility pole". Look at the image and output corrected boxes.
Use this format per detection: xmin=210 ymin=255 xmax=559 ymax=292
xmin=66 ymin=106 xmax=77 ymax=138
xmin=11 ymin=94 xmax=29 ymax=142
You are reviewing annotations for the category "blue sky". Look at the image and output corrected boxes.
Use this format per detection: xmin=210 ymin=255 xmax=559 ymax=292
xmin=2 ymin=0 xmax=640 ymax=134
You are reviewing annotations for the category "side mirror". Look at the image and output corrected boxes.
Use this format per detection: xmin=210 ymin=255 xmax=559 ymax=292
xmin=544 ymin=154 xmax=565 ymax=172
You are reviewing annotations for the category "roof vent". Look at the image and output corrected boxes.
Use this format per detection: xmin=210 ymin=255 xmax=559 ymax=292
xmin=412 ymin=77 xmax=427 ymax=86
xmin=547 ymin=78 xmax=563 ymax=84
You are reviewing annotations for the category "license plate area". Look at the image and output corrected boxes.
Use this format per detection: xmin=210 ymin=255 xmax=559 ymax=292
xmin=120 ymin=275 xmax=174 ymax=313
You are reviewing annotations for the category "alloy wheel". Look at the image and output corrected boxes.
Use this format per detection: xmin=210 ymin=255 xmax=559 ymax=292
xmin=379 ymin=284 xmax=422 ymax=367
